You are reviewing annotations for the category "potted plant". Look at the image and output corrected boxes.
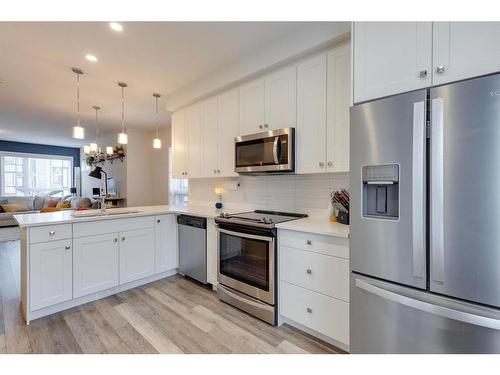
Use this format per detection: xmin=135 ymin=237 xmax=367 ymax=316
xmin=85 ymin=156 xmax=95 ymax=167
xmin=114 ymin=145 xmax=125 ymax=156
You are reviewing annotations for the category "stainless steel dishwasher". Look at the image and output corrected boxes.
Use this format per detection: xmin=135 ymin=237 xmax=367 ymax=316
xmin=177 ymin=215 xmax=207 ymax=284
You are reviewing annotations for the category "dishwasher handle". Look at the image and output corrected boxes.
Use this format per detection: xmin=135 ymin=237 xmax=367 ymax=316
xmin=177 ymin=214 xmax=207 ymax=229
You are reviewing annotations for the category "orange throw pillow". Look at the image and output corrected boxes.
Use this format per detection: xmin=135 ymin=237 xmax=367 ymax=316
xmin=40 ymin=207 xmax=62 ymax=213
xmin=1 ymin=203 xmax=29 ymax=212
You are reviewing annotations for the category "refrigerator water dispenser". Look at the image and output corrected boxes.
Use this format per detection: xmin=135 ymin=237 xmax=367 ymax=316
xmin=362 ymin=164 xmax=399 ymax=219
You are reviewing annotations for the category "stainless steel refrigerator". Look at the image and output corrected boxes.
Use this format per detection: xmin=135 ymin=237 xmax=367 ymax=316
xmin=350 ymin=73 xmax=500 ymax=353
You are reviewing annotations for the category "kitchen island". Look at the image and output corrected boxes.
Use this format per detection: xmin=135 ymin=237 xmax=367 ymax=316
xmin=14 ymin=205 xmax=227 ymax=324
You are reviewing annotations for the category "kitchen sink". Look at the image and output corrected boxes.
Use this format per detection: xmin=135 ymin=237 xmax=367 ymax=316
xmin=71 ymin=210 xmax=140 ymax=218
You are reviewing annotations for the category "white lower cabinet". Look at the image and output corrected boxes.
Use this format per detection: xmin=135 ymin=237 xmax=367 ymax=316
xmin=30 ymin=239 xmax=73 ymax=311
xmin=154 ymin=214 xmax=178 ymax=273
xmin=73 ymin=233 xmax=119 ymax=298
xmin=279 ymin=229 xmax=350 ymax=348
xmin=280 ymin=281 xmax=349 ymax=346
xmin=119 ymin=227 xmax=155 ymax=284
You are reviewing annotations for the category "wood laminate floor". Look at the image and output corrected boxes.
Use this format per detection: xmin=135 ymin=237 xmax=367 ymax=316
xmin=0 ymin=240 xmax=343 ymax=354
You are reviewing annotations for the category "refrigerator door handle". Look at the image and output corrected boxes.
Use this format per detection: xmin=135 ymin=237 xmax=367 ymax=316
xmin=355 ymin=278 xmax=500 ymax=330
xmin=412 ymin=101 xmax=426 ymax=279
xmin=431 ymin=97 xmax=445 ymax=282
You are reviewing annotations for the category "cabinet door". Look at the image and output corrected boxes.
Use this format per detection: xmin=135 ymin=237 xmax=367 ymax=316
xmin=265 ymin=66 xmax=297 ymax=130
xmin=327 ymin=44 xmax=351 ymax=173
xmin=186 ymin=104 xmax=202 ymax=178
xmin=73 ymin=233 xmax=119 ymax=298
xmin=119 ymin=227 xmax=155 ymax=284
xmin=154 ymin=214 xmax=178 ymax=273
xmin=239 ymin=78 xmax=265 ymax=135
xmin=217 ymin=88 xmax=239 ymax=177
xmin=201 ymin=97 xmax=219 ymax=178
xmin=296 ymin=53 xmax=328 ymax=174
xmin=30 ymin=239 xmax=72 ymax=310
xmin=171 ymin=109 xmax=187 ymax=178
xmin=433 ymin=22 xmax=500 ymax=85
xmin=353 ymin=22 xmax=432 ymax=103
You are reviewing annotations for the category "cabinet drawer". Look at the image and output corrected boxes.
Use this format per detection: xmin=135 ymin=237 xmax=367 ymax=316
xmin=29 ymin=224 xmax=72 ymax=244
xmin=73 ymin=216 xmax=154 ymax=237
xmin=279 ymin=229 xmax=349 ymax=259
xmin=280 ymin=281 xmax=349 ymax=345
xmin=280 ymin=245 xmax=349 ymax=301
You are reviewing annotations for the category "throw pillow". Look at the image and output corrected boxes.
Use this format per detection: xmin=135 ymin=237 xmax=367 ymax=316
xmin=40 ymin=207 xmax=62 ymax=213
xmin=0 ymin=199 xmax=7 ymax=213
xmin=56 ymin=202 xmax=71 ymax=209
xmin=47 ymin=198 xmax=60 ymax=208
xmin=1 ymin=202 xmax=29 ymax=212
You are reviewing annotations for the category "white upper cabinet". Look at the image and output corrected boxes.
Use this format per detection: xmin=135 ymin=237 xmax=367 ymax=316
xmin=296 ymin=53 xmax=328 ymax=174
xmin=217 ymin=88 xmax=239 ymax=177
xmin=432 ymin=22 xmax=500 ymax=85
xmin=239 ymin=78 xmax=265 ymax=135
xmin=264 ymin=66 xmax=297 ymax=131
xmin=327 ymin=44 xmax=350 ymax=173
xmin=201 ymin=96 xmax=219 ymax=178
xmin=353 ymin=22 xmax=433 ymax=103
xmin=171 ymin=109 xmax=187 ymax=179
xmin=186 ymin=104 xmax=202 ymax=178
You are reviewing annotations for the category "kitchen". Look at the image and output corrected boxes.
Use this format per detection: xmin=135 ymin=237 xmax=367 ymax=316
xmin=1 ymin=3 xmax=500 ymax=373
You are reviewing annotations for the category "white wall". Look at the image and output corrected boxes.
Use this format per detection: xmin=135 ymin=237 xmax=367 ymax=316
xmin=188 ymin=173 xmax=349 ymax=217
xmin=166 ymin=23 xmax=350 ymax=111
xmin=151 ymin=126 xmax=171 ymax=205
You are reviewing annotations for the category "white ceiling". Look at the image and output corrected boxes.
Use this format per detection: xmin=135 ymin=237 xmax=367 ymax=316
xmin=0 ymin=21 xmax=326 ymax=147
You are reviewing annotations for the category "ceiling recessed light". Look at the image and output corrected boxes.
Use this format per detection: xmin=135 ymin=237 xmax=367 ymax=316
xmin=85 ymin=54 xmax=98 ymax=62
xmin=109 ymin=22 xmax=123 ymax=32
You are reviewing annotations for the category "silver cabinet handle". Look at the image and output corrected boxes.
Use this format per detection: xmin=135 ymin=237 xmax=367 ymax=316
xmin=327 ymin=161 xmax=333 ymax=167
xmin=306 ymin=269 xmax=312 ymax=274
xmin=264 ymin=124 xmax=269 ymax=128
xmin=355 ymin=278 xmax=500 ymax=330
xmin=49 ymin=231 xmax=55 ymax=236
xmin=419 ymin=70 xmax=428 ymax=79
xmin=306 ymin=308 xmax=312 ymax=313
xmin=318 ymin=162 xmax=324 ymax=167
xmin=306 ymin=240 xmax=312 ymax=245
xmin=436 ymin=65 xmax=446 ymax=74
xmin=217 ymin=169 xmax=220 ymax=173
xmin=121 ymin=237 xmax=125 ymax=241
xmin=412 ymin=101 xmax=426 ymax=279
xmin=431 ymin=97 xmax=445 ymax=283
xmin=65 ymin=245 xmax=71 ymax=250
xmin=113 ymin=238 xmax=118 ymax=243
xmin=213 ymin=169 xmax=217 ymax=174
xmin=259 ymin=125 xmax=263 ymax=129
xmin=157 ymin=219 xmax=161 ymax=223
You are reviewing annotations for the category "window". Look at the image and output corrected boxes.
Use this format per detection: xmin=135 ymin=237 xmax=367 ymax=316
xmin=168 ymin=147 xmax=188 ymax=206
xmin=0 ymin=152 xmax=73 ymax=196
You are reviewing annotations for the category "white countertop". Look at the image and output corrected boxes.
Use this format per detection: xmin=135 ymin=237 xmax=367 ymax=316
xmin=14 ymin=205 xmax=232 ymax=228
xmin=275 ymin=217 xmax=349 ymax=238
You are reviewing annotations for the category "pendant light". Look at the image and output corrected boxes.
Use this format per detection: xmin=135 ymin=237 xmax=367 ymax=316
xmin=152 ymin=93 xmax=162 ymax=149
xmin=71 ymin=67 xmax=85 ymax=139
xmin=117 ymin=82 xmax=128 ymax=145
xmin=90 ymin=105 xmax=100 ymax=153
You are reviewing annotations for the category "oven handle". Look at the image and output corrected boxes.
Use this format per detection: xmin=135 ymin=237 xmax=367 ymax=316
xmin=272 ymin=136 xmax=280 ymax=164
xmin=217 ymin=227 xmax=274 ymax=242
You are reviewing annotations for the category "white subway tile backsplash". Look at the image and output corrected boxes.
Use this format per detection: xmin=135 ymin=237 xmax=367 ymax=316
xmin=188 ymin=173 xmax=349 ymax=217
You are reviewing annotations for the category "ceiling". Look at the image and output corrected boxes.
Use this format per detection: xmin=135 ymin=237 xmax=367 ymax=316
xmin=0 ymin=22 xmax=321 ymax=147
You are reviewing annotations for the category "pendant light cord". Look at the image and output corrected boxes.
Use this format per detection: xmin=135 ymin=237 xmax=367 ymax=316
xmin=76 ymin=73 xmax=80 ymax=126
xmin=155 ymin=95 xmax=159 ymax=138
xmin=95 ymin=107 xmax=99 ymax=145
xmin=121 ymin=86 xmax=125 ymax=133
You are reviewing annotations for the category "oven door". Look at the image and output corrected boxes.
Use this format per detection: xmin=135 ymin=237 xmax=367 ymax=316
xmin=234 ymin=128 xmax=294 ymax=173
xmin=217 ymin=227 xmax=275 ymax=305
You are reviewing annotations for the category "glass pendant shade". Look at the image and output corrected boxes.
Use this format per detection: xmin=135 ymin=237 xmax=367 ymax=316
xmin=73 ymin=125 xmax=85 ymax=139
xmin=106 ymin=146 xmax=113 ymax=155
xmin=83 ymin=145 xmax=91 ymax=154
xmin=89 ymin=142 xmax=98 ymax=152
xmin=118 ymin=132 xmax=128 ymax=145
xmin=153 ymin=138 xmax=162 ymax=149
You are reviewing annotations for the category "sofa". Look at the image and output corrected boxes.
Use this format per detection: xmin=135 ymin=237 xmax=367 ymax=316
xmin=0 ymin=195 xmax=96 ymax=227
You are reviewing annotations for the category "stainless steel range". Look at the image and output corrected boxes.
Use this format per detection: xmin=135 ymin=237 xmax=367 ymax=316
xmin=215 ymin=210 xmax=307 ymax=325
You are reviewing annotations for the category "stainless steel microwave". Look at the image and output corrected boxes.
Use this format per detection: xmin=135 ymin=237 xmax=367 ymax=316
xmin=234 ymin=127 xmax=295 ymax=174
